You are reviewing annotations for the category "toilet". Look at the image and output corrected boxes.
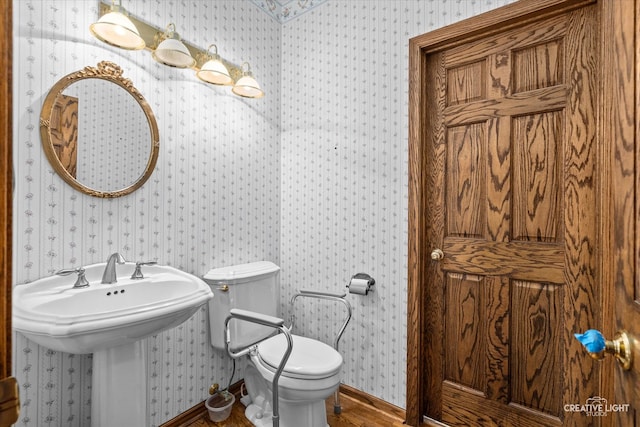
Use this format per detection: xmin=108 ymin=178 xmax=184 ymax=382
xmin=204 ymin=261 xmax=343 ymax=427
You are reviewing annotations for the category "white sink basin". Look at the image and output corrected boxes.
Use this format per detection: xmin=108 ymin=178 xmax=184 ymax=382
xmin=13 ymin=262 xmax=213 ymax=354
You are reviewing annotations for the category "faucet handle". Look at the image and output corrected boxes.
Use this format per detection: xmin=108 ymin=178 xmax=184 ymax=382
xmin=56 ymin=267 xmax=90 ymax=289
xmin=131 ymin=261 xmax=157 ymax=280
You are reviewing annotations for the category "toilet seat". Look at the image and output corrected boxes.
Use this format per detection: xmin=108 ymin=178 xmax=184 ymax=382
xmin=256 ymin=334 xmax=342 ymax=380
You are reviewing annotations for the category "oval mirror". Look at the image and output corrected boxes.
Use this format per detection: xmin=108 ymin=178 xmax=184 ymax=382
xmin=40 ymin=61 xmax=159 ymax=198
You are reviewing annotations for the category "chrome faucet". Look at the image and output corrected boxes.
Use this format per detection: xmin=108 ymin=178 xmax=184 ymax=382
xmin=102 ymin=253 xmax=126 ymax=284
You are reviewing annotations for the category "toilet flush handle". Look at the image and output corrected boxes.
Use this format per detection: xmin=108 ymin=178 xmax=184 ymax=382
xmin=217 ymin=284 xmax=229 ymax=292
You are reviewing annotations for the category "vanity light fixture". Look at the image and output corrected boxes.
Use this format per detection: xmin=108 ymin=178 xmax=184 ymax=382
xmin=152 ymin=23 xmax=196 ymax=68
xmin=196 ymin=44 xmax=233 ymax=86
xmin=231 ymin=62 xmax=265 ymax=98
xmin=92 ymin=1 xmax=265 ymax=99
xmin=89 ymin=0 xmax=145 ymax=50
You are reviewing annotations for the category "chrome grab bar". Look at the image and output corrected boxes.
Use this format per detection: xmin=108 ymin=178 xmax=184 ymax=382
xmin=289 ymin=289 xmax=352 ymax=414
xmin=224 ymin=309 xmax=292 ymax=427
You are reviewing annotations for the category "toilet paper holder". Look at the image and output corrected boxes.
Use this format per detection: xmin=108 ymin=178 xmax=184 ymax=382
xmin=347 ymin=273 xmax=375 ymax=295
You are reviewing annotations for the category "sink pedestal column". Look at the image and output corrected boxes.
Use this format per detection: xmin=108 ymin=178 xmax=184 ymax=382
xmin=92 ymin=341 xmax=148 ymax=427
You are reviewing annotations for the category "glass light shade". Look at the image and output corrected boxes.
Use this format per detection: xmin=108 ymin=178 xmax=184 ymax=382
xmin=232 ymin=74 xmax=264 ymax=98
xmin=196 ymin=57 xmax=233 ymax=85
xmin=152 ymin=38 xmax=196 ymax=68
xmin=90 ymin=11 xmax=145 ymax=50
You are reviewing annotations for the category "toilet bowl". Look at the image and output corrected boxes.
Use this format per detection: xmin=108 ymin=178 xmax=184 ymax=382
xmin=204 ymin=261 xmax=343 ymax=427
xmin=243 ymin=334 xmax=342 ymax=427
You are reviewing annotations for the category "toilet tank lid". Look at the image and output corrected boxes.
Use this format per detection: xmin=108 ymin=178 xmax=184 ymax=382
xmin=203 ymin=261 xmax=280 ymax=282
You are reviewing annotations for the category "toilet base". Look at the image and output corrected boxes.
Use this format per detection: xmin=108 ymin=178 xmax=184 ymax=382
xmin=245 ymin=398 xmax=329 ymax=427
xmin=242 ymin=365 xmax=331 ymax=427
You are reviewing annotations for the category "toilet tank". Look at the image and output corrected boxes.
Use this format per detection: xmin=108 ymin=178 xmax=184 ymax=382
xmin=204 ymin=261 xmax=280 ymax=350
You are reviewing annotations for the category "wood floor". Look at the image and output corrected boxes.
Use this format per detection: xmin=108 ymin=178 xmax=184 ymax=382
xmin=183 ymin=391 xmax=406 ymax=427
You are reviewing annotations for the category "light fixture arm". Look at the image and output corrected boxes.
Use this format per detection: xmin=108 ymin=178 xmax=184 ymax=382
xmin=196 ymin=44 xmax=223 ymax=65
xmin=165 ymin=23 xmax=176 ymax=35
xmin=207 ymin=44 xmax=219 ymax=56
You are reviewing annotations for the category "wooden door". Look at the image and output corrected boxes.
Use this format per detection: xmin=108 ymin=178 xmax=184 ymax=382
xmin=407 ymin=1 xmax=606 ymax=425
xmin=606 ymin=0 xmax=640 ymax=425
xmin=50 ymin=94 xmax=79 ymax=178
xmin=0 ymin=0 xmax=19 ymax=426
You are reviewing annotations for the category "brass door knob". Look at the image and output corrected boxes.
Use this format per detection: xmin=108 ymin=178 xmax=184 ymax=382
xmin=574 ymin=329 xmax=632 ymax=370
xmin=431 ymin=249 xmax=444 ymax=260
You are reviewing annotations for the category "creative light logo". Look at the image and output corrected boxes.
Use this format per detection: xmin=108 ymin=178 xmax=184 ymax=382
xmin=564 ymin=396 xmax=630 ymax=417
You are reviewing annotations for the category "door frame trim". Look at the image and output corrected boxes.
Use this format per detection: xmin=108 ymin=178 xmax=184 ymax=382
xmin=406 ymin=0 xmax=597 ymax=424
xmin=601 ymin=0 xmax=639 ymax=419
xmin=0 ymin=1 xmax=18 ymax=425
xmin=0 ymin=0 xmax=12 ymax=379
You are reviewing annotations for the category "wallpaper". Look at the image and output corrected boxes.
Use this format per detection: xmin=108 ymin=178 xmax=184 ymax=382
xmin=12 ymin=0 xmax=512 ymax=426
xmin=279 ymin=0 xmax=514 ymax=406
xmin=13 ymin=1 xmax=281 ymax=426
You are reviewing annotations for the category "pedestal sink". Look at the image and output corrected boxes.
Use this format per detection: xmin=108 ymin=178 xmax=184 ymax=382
xmin=13 ymin=261 xmax=213 ymax=427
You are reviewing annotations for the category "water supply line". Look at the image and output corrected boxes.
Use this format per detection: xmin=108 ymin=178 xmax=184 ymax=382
xmin=289 ymin=290 xmax=352 ymax=414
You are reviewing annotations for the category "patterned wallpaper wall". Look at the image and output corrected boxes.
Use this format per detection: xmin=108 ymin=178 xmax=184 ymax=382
xmin=13 ymin=1 xmax=280 ymax=426
xmin=12 ymin=0 xmax=514 ymax=426
xmin=279 ymin=0 xmax=514 ymax=407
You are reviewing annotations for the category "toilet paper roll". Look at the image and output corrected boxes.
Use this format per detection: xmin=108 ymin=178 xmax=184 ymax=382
xmin=348 ymin=278 xmax=371 ymax=295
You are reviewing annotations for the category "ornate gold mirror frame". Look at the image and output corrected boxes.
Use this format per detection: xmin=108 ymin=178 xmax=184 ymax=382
xmin=40 ymin=61 xmax=159 ymax=198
